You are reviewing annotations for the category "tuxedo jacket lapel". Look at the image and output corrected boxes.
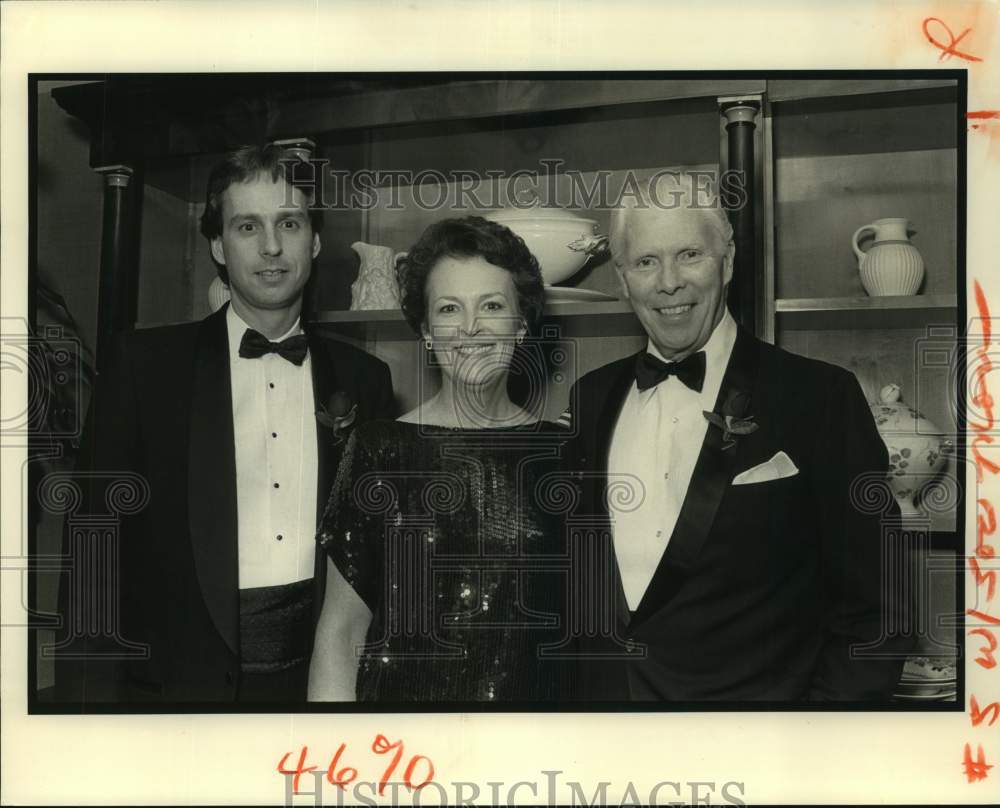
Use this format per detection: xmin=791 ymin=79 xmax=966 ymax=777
xmin=187 ymin=307 xmax=240 ymax=657
xmin=575 ymin=353 xmax=643 ymax=628
xmin=632 ymin=328 xmax=761 ymax=627
xmin=583 ymin=353 xmax=642 ymax=515
xmin=307 ymin=332 xmax=339 ymax=529
xmin=306 ymin=332 xmax=342 ymax=612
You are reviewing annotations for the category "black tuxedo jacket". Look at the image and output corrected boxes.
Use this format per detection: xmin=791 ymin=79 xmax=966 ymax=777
xmin=55 ymin=305 xmax=395 ymax=703
xmin=565 ymin=328 xmax=914 ymax=702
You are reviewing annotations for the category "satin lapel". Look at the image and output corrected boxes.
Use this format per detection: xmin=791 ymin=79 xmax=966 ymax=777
xmin=588 ymin=354 xmax=642 ymax=517
xmin=581 ymin=354 xmax=641 ymax=629
xmin=187 ymin=306 xmax=240 ymax=656
xmin=306 ymin=331 xmax=340 ymax=614
xmin=307 ymin=331 xmax=339 ymax=529
xmin=631 ymin=329 xmax=761 ymax=628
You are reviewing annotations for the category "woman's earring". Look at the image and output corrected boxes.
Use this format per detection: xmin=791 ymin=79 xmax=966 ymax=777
xmin=515 ymin=332 xmax=525 ymax=345
xmin=425 ymin=338 xmax=433 ymax=350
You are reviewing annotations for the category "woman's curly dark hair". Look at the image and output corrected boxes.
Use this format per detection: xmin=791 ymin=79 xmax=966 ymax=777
xmin=396 ymin=216 xmax=545 ymax=337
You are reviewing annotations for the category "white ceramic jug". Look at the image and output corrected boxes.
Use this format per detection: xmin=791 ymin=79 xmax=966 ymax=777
xmin=851 ymin=217 xmax=925 ymax=297
xmin=350 ymin=242 xmax=403 ymax=310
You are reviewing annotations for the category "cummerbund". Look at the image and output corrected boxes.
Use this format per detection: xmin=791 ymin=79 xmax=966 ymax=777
xmin=238 ymin=578 xmax=314 ymax=674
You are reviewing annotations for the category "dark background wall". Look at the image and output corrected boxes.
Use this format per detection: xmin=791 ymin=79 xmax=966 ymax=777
xmin=36 ymin=79 xmax=104 ymax=354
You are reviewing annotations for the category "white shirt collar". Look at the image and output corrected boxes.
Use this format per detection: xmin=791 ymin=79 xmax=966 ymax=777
xmin=226 ymin=303 xmax=304 ymax=361
xmin=645 ymin=309 xmax=737 ymax=373
xmin=641 ymin=309 xmax=737 ymax=402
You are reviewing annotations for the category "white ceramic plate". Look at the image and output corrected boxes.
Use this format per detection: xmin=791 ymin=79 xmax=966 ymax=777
xmin=545 ymin=286 xmax=618 ymax=303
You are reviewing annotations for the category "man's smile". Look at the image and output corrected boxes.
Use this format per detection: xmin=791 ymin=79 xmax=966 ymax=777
xmin=654 ymin=303 xmax=695 ymax=317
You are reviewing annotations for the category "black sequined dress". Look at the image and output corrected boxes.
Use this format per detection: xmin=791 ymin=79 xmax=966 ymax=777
xmin=317 ymin=419 xmax=571 ymax=703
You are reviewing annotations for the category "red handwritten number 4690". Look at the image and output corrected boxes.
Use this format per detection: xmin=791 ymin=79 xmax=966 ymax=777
xmin=278 ymin=737 xmax=434 ymax=795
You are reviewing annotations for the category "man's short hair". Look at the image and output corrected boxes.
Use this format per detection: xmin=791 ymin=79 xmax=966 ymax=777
xmin=199 ymin=144 xmax=323 ymax=282
xmin=609 ymin=171 xmax=734 ymax=264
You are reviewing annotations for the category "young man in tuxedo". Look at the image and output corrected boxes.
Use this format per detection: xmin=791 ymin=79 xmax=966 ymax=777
xmin=55 ymin=145 xmax=395 ymax=703
xmin=565 ymin=173 xmax=914 ymax=702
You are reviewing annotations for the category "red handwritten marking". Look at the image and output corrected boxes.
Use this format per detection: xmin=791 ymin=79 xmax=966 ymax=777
xmin=976 ymin=499 xmax=996 ymax=558
xmin=969 ymin=608 xmax=1000 ymax=626
xmin=964 ymin=744 xmax=994 ymax=782
xmin=971 ymin=695 xmax=1000 ymax=727
xmin=976 ymin=281 xmax=993 ymax=344
xmin=968 ymin=280 xmax=998 ymax=783
xmin=968 ymin=111 xmax=1000 ymax=120
xmin=972 ymin=371 xmax=994 ymax=430
xmin=971 ymin=281 xmax=995 ymax=431
xmin=971 ymin=628 xmax=998 ymax=669
xmin=973 ymin=435 xmax=1000 ymax=483
xmin=971 ymin=365 xmax=995 ymax=431
xmin=968 ymin=605 xmax=1000 ymax=669
xmin=923 ymin=17 xmax=983 ymax=62
xmin=971 ymin=557 xmax=998 ymax=601
xmin=277 ymin=746 xmax=317 ymax=795
xmin=372 ymin=734 xmax=404 ymax=796
xmin=279 ymin=740 xmax=437 ymax=796
xmin=325 ymin=743 xmax=358 ymax=789
xmin=371 ymin=734 xmax=434 ymax=794
xmin=403 ymin=754 xmax=436 ymax=791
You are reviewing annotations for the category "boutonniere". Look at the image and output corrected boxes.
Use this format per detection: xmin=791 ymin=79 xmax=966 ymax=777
xmin=703 ymin=389 xmax=758 ymax=451
xmin=316 ymin=391 xmax=357 ymax=445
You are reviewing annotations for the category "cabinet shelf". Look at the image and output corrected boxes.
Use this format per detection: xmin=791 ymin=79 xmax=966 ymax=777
xmin=775 ymin=294 xmax=958 ymax=330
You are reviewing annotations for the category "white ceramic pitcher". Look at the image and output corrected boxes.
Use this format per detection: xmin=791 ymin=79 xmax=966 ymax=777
xmin=350 ymin=242 xmax=403 ymax=310
xmin=851 ymin=217 xmax=925 ymax=297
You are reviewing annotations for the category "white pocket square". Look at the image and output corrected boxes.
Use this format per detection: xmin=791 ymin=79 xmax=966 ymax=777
xmin=732 ymin=451 xmax=799 ymax=485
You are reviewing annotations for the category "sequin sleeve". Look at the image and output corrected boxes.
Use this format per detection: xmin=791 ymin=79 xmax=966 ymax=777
xmin=316 ymin=424 xmax=387 ymax=612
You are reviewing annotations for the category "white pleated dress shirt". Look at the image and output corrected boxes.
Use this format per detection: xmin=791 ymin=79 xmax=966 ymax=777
xmin=226 ymin=306 xmax=318 ymax=590
xmin=607 ymin=311 xmax=737 ymax=610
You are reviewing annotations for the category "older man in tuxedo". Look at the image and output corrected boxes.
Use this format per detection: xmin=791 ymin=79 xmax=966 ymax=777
xmin=566 ymin=173 xmax=913 ymax=701
xmin=55 ymin=145 xmax=395 ymax=703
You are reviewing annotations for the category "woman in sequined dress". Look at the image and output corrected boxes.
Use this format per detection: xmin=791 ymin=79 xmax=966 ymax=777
xmin=308 ymin=217 xmax=572 ymax=703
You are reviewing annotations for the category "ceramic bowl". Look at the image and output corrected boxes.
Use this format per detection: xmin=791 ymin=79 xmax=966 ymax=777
xmin=485 ymin=208 xmax=605 ymax=285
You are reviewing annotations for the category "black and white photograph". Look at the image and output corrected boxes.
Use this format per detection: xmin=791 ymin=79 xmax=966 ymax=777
xmin=3 ymin=2 xmax=997 ymax=805
xmin=28 ymin=71 xmax=963 ymax=710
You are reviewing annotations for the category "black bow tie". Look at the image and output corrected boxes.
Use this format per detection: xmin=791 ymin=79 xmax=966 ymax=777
xmin=635 ymin=350 xmax=706 ymax=393
xmin=238 ymin=329 xmax=309 ymax=366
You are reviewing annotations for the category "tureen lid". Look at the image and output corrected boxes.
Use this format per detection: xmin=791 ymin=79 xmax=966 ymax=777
xmin=485 ymin=202 xmax=596 ymax=226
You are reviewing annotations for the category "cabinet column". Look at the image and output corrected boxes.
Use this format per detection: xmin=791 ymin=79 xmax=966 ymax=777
xmin=93 ymin=164 xmax=138 ymax=374
xmin=721 ymin=102 xmax=760 ymax=334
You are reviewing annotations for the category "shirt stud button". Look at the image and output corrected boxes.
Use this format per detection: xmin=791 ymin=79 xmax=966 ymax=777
xmin=276 ymin=534 xmax=283 ymax=541
xmin=271 ymin=432 xmax=277 ymax=438
xmin=273 ymin=482 xmax=280 ymax=489
xmin=268 ymin=382 xmax=275 ymax=389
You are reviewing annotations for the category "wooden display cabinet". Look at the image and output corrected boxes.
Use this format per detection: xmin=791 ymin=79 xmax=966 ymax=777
xmin=764 ymin=80 xmax=961 ymax=668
